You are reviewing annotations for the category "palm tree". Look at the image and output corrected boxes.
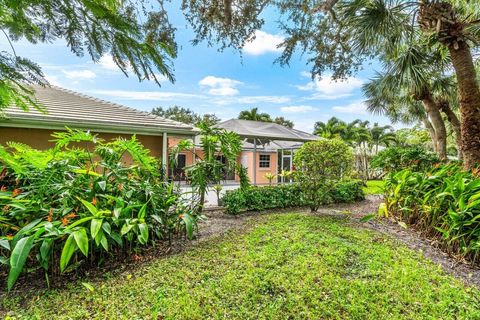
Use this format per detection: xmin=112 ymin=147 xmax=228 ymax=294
xmin=370 ymin=123 xmax=396 ymax=154
xmin=337 ymin=0 xmax=480 ymax=166
xmin=313 ymin=117 xmax=346 ymax=139
xmin=238 ymin=108 xmax=272 ymax=122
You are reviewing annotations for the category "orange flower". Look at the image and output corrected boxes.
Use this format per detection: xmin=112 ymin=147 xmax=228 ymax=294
xmin=179 ymin=214 xmax=185 ymax=219
xmin=91 ymin=197 xmax=97 ymax=205
xmin=2 ymin=205 xmax=10 ymax=213
xmin=65 ymin=212 xmax=77 ymax=219
xmin=61 ymin=217 xmax=69 ymax=226
xmin=47 ymin=208 xmax=54 ymax=222
xmin=12 ymin=188 xmax=21 ymax=197
xmin=117 ymin=184 xmax=123 ymax=191
xmin=472 ymin=168 xmax=480 ymax=177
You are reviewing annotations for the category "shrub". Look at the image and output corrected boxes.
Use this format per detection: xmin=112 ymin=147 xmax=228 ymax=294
xmin=381 ymin=163 xmax=480 ymax=263
xmin=222 ymin=180 xmax=364 ymax=215
xmin=293 ymin=139 xmax=353 ymax=211
xmin=370 ymin=146 xmax=440 ymax=173
xmin=0 ymin=129 xmax=197 ymax=290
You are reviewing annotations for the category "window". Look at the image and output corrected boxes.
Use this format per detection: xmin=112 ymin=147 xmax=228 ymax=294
xmin=259 ymin=154 xmax=271 ymax=168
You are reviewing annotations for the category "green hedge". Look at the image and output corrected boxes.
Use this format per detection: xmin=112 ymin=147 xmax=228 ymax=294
xmin=222 ymin=180 xmax=364 ymax=215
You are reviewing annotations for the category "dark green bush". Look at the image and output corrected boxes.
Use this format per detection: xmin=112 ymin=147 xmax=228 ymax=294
xmin=370 ymin=146 xmax=440 ymax=173
xmin=222 ymin=180 xmax=365 ymax=215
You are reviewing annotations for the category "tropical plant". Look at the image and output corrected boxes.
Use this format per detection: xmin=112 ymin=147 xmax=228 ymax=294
xmin=170 ymin=123 xmax=242 ymax=212
xmin=238 ymin=108 xmax=272 ymax=122
xmin=293 ymin=139 xmax=353 ymax=212
xmin=0 ymin=129 xmax=196 ymax=290
xmin=380 ymin=163 xmax=480 ymax=263
xmin=264 ymin=172 xmax=276 ymax=186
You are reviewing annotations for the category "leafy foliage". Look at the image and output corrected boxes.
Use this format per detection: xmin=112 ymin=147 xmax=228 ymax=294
xmin=151 ymin=106 xmax=220 ymax=126
xmin=0 ymin=129 xmax=197 ymax=290
xmin=222 ymin=181 xmax=364 ymax=215
xmin=237 ymin=107 xmax=294 ymax=128
xmin=371 ymin=146 xmax=440 ymax=173
xmin=293 ymin=139 xmax=354 ymax=211
xmin=170 ymin=123 xmax=242 ymax=211
xmin=381 ymin=163 xmax=480 ymax=263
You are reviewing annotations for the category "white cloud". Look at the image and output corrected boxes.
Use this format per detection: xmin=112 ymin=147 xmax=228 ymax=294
xmin=98 ymin=55 xmax=118 ymax=71
xmin=89 ymin=90 xmax=204 ymax=101
xmin=211 ymin=95 xmax=291 ymax=106
xmin=199 ymin=76 xmax=243 ymax=96
xmin=296 ymin=74 xmax=363 ymax=100
xmin=44 ymin=74 xmax=61 ymax=86
xmin=243 ymin=30 xmax=284 ymax=56
xmin=281 ymin=105 xmax=317 ymax=113
xmin=332 ymin=101 xmax=368 ymax=115
xmin=62 ymin=69 xmax=96 ymax=80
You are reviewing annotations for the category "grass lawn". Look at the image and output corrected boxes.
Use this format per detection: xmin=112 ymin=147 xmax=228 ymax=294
xmin=2 ymin=213 xmax=479 ymax=319
xmin=363 ymin=179 xmax=385 ymax=195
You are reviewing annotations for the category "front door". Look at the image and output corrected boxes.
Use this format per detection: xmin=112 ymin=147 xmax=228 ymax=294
xmin=171 ymin=154 xmax=187 ymax=181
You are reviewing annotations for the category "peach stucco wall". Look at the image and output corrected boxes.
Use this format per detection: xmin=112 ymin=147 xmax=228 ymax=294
xmin=0 ymin=127 xmax=164 ymax=165
xmin=240 ymin=151 xmax=278 ymax=185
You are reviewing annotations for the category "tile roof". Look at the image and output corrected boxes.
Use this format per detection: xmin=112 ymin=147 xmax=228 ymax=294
xmin=1 ymin=85 xmax=196 ymax=135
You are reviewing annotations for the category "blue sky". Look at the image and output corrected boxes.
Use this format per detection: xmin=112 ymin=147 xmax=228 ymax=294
xmin=3 ymin=4 xmax=394 ymax=133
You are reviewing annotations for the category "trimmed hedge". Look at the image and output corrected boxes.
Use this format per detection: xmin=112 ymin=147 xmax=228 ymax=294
xmin=222 ymin=180 xmax=364 ymax=215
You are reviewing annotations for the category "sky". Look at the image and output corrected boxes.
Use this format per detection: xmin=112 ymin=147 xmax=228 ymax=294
xmin=2 ymin=3 xmax=394 ymax=134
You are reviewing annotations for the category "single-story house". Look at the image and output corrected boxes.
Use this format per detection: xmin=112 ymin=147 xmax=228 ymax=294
xmin=170 ymin=119 xmax=319 ymax=185
xmin=0 ymin=85 xmax=197 ymax=168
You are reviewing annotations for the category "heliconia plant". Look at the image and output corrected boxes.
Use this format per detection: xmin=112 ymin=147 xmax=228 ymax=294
xmin=380 ymin=163 xmax=480 ymax=263
xmin=0 ymin=129 xmax=199 ymax=290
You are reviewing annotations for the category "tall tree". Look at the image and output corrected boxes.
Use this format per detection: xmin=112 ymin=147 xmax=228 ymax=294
xmin=1 ymin=0 xmax=176 ymax=112
xmin=178 ymin=0 xmax=480 ymax=168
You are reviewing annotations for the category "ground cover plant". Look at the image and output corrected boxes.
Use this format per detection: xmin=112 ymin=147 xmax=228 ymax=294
xmin=381 ymin=163 xmax=480 ymax=264
xmin=0 ymin=129 xmax=197 ymax=290
xmin=221 ymin=181 xmax=364 ymax=215
xmin=2 ymin=213 xmax=479 ymax=319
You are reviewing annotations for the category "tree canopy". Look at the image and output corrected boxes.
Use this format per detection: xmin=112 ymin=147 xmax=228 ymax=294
xmin=152 ymin=106 xmax=220 ymax=126
xmin=1 ymin=0 xmax=176 ymax=112
xmin=238 ymin=107 xmax=294 ymax=128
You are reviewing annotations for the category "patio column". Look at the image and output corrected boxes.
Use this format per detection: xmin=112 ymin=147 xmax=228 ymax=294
xmin=192 ymin=135 xmax=196 ymax=164
xmin=280 ymin=148 xmax=284 ymax=184
xmin=290 ymin=148 xmax=294 ymax=184
xmin=253 ymin=138 xmax=257 ymax=186
xmin=162 ymin=132 xmax=168 ymax=181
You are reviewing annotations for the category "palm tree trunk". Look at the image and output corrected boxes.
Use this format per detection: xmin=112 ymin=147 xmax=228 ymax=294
xmin=439 ymin=101 xmax=463 ymax=160
xmin=448 ymin=42 xmax=480 ymax=168
xmin=422 ymin=96 xmax=447 ymax=160
xmin=422 ymin=117 xmax=438 ymax=154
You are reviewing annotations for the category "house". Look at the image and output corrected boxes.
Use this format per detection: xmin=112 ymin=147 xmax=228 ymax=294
xmin=0 ymin=85 xmax=197 ymax=168
xmin=170 ymin=119 xmax=319 ymax=185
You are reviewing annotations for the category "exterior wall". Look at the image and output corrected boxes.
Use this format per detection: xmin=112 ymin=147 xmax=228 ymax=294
xmin=0 ymin=127 xmax=164 ymax=165
xmin=239 ymin=150 xmax=278 ymax=185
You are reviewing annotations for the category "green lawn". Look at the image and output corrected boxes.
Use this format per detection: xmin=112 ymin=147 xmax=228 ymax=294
xmin=2 ymin=214 xmax=479 ymax=319
xmin=363 ymin=179 xmax=385 ymax=195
